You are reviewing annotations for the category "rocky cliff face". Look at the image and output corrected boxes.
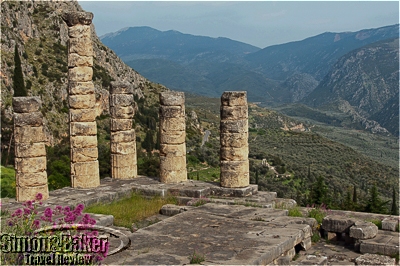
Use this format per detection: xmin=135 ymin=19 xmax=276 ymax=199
xmin=1 ymin=0 xmax=148 ymax=146
xmin=303 ymin=38 xmax=399 ymax=136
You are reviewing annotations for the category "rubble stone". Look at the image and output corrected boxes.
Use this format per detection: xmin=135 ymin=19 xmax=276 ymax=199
xmin=350 ymin=221 xmax=378 ymax=240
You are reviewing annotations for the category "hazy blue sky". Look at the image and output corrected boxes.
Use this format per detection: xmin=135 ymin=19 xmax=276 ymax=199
xmin=79 ymin=1 xmax=399 ymax=48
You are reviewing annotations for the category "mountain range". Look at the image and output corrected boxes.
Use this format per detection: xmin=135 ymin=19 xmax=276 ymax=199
xmin=101 ymin=25 xmax=399 ymax=136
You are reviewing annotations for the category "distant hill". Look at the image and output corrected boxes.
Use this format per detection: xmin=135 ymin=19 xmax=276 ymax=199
xmin=100 ymin=26 xmax=260 ymax=63
xmin=302 ymin=38 xmax=399 ymax=136
xmin=101 ymin=25 xmax=399 ymax=105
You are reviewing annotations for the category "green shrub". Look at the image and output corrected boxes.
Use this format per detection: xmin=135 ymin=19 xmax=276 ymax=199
xmin=0 ymin=166 xmax=16 ymax=198
xmin=288 ymin=206 xmax=303 ymax=217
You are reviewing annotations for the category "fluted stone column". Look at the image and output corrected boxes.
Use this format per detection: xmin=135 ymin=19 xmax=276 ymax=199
xmin=13 ymin=97 xmax=49 ymax=201
xmin=62 ymin=11 xmax=100 ymax=188
xmin=110 ymin=81 xmax=137 ymax=179
xmin=159 ymin=91 xmax=187 ymax=183
xmin=220 ymin=91 xmax=249 ymax=188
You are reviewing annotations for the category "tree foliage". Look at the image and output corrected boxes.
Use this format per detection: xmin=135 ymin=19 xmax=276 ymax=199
xmin=13 ymin=44 xmax=27 ymax=97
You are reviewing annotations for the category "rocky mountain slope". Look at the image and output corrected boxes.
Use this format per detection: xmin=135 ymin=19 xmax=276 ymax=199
xmin=303 ymin=38 xmax=399 ymax=136
xmin=1 ymin=0 xmax=150 ymax=147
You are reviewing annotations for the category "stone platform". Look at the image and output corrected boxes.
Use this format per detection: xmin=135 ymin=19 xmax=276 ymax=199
xmin=103 ymin=203 xmax=313 ymax=265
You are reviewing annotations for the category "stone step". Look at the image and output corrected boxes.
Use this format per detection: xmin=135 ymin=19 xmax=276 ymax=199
xmin=360 ymin=230 xmax=399 ymax=256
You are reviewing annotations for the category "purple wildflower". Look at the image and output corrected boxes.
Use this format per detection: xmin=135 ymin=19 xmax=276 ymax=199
xmin=12 ymin=209 xmax=23 ymax=217
xmin=23 ymin=208 xmax=31 ymax=215
xmin=35 ymin=193 xmax=43 ymax=201
xmin=64 ymin=212 xmax=76 ymax=223
xmin=32 ymin=220 xmax=40 ymax=229
xmin=73 ymin=203 xmax=84 ymax=216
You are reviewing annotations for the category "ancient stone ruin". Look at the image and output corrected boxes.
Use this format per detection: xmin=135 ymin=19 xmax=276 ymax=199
xmin=159 ymin=91 xmax=187 ymax=183
xmin=110 ymin=81 xmax=137 ymax=179
xmin=220 ymin=91 xmax=249 ymax=188
xmin=13 ymin=97 xmax=49 ymax=201
xmin=62 ymin=11 xmax=100 ymax=188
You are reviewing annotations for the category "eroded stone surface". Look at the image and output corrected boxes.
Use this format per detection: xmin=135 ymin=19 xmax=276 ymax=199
xmin=12 ymin=97 xmax=41 ymax=113
xmin=322 ymin=215 xmax=357 ymax=233
xmin=382 ymin=217 xmax=399 ymax=232
xmin=350 ymin=221 xmax=378 ymax=240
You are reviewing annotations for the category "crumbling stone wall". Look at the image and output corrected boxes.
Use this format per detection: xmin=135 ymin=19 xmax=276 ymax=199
xmin=110 ymin=81 xmax=137 ymax=179
xmin=220 ymin=91 xmax=249 ymax=188
xmin=159 ymin=91 xmax=187 ymax=183
xmin=62 ymin=11 xmax=99 ymax=188
xmin=13 ymin=97 xmax=49 ymax=201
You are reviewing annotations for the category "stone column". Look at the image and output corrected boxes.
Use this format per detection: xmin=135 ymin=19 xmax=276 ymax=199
xmin=62 ymin=11 xmax=100 ymax=188
xmin=220 ymin=91 xmax=249 ymax=188
xmin=110 ymin=81 xmax=137 ymax=179
xmin=159 ymin=91 xmax=187 ymax=183
xmin=13 ymin=97 xmax=49 ymax=201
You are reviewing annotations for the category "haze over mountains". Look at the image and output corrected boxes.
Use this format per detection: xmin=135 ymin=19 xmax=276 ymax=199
xmin=101 ymin=25 xmax=399 ymax=136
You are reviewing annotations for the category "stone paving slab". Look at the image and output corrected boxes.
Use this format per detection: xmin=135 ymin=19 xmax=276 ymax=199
xmin=360 ymin=230 xmax=400 ymax=256
xmin=102 ymin=203 xmax=310 ymax=265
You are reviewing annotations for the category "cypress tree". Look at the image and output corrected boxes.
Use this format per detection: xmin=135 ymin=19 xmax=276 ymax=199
xmin=13 ymin=44 xmax=27 ymax=96
xmin=352 ymin=185 xmax=357 ymax=204
xmin=391 ymin=187 xmax=399 ymax=215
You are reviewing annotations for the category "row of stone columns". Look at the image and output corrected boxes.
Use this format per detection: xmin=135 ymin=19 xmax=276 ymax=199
xmin=13 ymin=10 xmax=250 ymax=201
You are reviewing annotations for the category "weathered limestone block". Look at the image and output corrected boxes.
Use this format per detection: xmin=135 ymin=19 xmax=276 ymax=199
xmin=111 ymin=166 xmax=137 ymax=179
xmin=109 ymin=94 xmax=134 ymax=107
xmin=68 ymin=54 xmax=93 ymax=67
xmin=111 ymin=154 xmax=137 ymax=168
xmin=110 ymin=105 xmax=135 ymax=119
xmin=221 ymin=91 xmax=247 ymax=106
xmin=13 ymin=97 xmax=41 ymax=113
xmin=160 ymin=105 xmax=185 ymax=118
xmin=110 ymin=119 xmax=132 ymax=131
xmin=71 ymin=160 xmax=99 ymax=176
xmin=301 ymin=237 xmax=312 ymax=250
xmin=110 ymin=142 xmax=136 ymax=155
xmin=110 ymin=81 xmax=133 ymax=94
xmin=69 ymin=94 xmax=96 ymax=109
xmin=68 ymin=81 xmax=95 ymax=95
xmin=160 ymin=91 xmax=185 ymax=106
xmin=70 ymin=122 xmax=97 ymax=136
xmin=71 ymin=168 xmax=100 ymax=188
xmin=16 ymin=171 xmax=47 ymax=187
xmin=160 ymin=130 xmax=185 ymax=144
xmin=220 ymin=105 xmax=248 ymax=120
xmin=14 ymin=112 xmax=43 ymax=127
xmin=67 ymin=24 xmax=91 ymax=38
xmin=70 ymin=135 xmax=97 ymax=148
xmin=160 ymin=117 xmax=185 ymax=131
xmin=15 ymin=143 xmax=46 ymax=158
xmin=160 ymin=143 xmax=186 ymax=157
xmin=111 ymin=130 xmax=136 ymax=143
xmin=220 ymin=146 xmax=249 ymax=161
xmin=68 ymin=38 xmax=94 ymax=56
xmin=382 ymin=217 xmax=399 ymax=231
xmin=70 ymin=108 xmax=97 ymax=122
xmin=160 ymin=204 xmax=192 ymax=216
xmin=220 ymin=132 xmax=248 ymax=148
xmin=68 ymin=67 xmax=93 ymax=82
xmin=355 ymin=254 xmax=396 ymax=265
xmin=71 ymin=148 xmax=98 ymax=163
xmin=15 ymin=157 xmax=46 ymax=173
xmin=220 ymin=160 xmax=249 ymax=188
xmin=220 ymin=171 xmax=249 ymax=188
xmin=160 ymin=169 xmax=187 ymax=183
xmin=350 ymin=222 xmax=378 ymax=240
xmin=220 ymin=119 xmax=248 ymax=133
xmin=62 ymin=11 xmax=93 ymax=27
xmin=322 ymin=215 xmax=357 ymax=233
xmin=160 ymin=155 xmax=186 ymax=171
xmin=16 ymin=185 xmax=49 ymax=202
xmin=14 ymin=126 xmax=46 ymax=143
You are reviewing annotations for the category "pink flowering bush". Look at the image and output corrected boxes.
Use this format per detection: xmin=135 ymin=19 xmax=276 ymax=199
xmin=1 ymin=193 xmax=108 ymax=265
